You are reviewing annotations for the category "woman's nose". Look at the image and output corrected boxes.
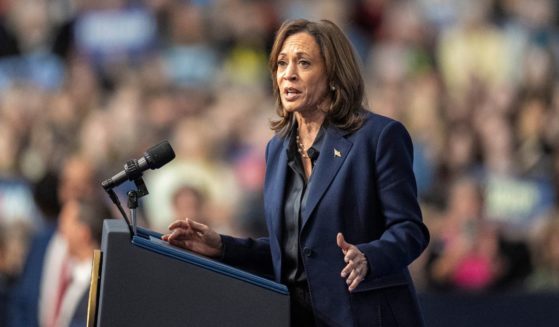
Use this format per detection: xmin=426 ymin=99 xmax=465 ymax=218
xmin=283 ymin=63 xmax=297 ymax=81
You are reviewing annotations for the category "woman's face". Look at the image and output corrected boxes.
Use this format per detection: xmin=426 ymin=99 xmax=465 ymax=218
xmin=276 ymin=32 xmax=329 ymax=114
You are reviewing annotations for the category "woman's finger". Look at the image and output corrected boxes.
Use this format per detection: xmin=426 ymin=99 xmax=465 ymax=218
xmin=348 ymin=275 xmax=364 ymax=292
xmin=168 ymin=219 xmax=191 ymax=231
xmin=167 ymin=228 xmax=195 ymax=241
xmin=346 ymin=266 xmax=360 ymax=285
xmin=337 ymin=233 xmax=350 ymax=253
xmin=188 ymin=219 xmax=209 ymax=233
xmin=344 ymin=246 xmax=363 ymax=263
xmin=168 ymin=238 xmax=191 ymax=250
xmin=341 ymin=261 xmax=355 ymax=278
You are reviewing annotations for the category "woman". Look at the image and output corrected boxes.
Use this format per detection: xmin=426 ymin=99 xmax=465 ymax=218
xmin=163 ymin=19 xmax=429 ymax=327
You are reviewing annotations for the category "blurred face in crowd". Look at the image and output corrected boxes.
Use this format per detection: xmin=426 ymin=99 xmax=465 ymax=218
xmin=172 ymin=186 xmax=205 ymax=224
xmin=58 ymin=157 xmax=95 ymax=204
xmin=276 ymin=32 xmax=330 ymax=115
xmin=449 ymin=178 xmax=483 ymax=222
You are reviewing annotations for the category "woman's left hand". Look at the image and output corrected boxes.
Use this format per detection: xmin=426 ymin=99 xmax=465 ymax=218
xmin=337 ymin=233 xmax=369 ymax=292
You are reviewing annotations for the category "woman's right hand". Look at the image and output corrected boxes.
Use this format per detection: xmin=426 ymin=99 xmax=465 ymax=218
xmin=161 ymin=218 xmax=223 ymax=258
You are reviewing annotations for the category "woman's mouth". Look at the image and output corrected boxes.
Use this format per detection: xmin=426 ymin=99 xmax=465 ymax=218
xmin=284 ymin=87 xmax=301 ymax=101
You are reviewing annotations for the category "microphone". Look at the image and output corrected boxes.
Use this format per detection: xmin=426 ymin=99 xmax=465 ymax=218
xmin=101 ymin=140 xmax=176 ymax=190
xmin=307 ymin=147 xmax=319 ymax=167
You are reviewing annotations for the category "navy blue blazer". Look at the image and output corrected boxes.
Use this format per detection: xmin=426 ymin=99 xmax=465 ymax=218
xmin=7 ymin=223 xmax=56 ymax=327
xmin=222 ymin=112 xmax=430 ymax=326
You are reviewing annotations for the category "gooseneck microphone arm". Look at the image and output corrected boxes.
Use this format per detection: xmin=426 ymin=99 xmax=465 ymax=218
xmin=106 ymin=188 xmax=134 ymax=235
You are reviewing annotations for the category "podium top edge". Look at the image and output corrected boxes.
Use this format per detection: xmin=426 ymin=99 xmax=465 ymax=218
xmin=102 ymin=219 xmax=289 ymax=295
xmin=131 ymin=232 xmax=289 ymax=295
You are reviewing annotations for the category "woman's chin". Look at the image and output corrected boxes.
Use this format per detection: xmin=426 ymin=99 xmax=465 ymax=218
xmin=282 ymin=104 xmax=301 ymax=113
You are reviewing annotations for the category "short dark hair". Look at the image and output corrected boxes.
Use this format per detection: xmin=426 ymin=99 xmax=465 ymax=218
xmin=33 ymin=170 xmax=61 ymax=221
xmin=269 ymin=19 xmax=366 ymax=136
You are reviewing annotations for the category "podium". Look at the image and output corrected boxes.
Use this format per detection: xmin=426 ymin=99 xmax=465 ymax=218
xmin=88 ymin=219 xmax=290 ymax=326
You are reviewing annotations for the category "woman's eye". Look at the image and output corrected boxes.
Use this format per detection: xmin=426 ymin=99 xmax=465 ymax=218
xmin=299 ymin=60 xmax=310 ymax=67
xmin=277 ymin=60 xmax=287 ymax=67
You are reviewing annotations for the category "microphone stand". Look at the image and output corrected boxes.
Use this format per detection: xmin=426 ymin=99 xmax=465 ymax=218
xmin=127 ymin=177 xmax=149 ymax=236
xmin=103 ymin=176 xmax=149 ymax=238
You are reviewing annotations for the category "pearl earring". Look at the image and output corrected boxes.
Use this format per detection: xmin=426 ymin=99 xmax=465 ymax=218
xmin=330 ymin=85 xmax=336 ymax=91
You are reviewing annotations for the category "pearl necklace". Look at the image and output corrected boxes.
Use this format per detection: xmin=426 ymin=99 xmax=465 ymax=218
xmin=296 ymin=135 xmax=309 ymax=159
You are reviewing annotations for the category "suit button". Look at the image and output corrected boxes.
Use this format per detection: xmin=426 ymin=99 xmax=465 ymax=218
xmin=303 ymin=247 xmax=313 ymax=257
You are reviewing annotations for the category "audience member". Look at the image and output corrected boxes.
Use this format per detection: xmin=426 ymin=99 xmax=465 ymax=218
xmin=427 ymin=177 xmax=506 ymax=291
xmin=527 ymin=213 xmax=559 ymax=290
xmin=7 ymin=156 xmax=97 ymax=327
xmin=55 ymin=197 xmax=111 ymax=327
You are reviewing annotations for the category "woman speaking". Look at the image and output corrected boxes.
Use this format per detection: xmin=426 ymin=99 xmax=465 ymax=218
xmin=163 ymin=19 xmax=430 ymax=327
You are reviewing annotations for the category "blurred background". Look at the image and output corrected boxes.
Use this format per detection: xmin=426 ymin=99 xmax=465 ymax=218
xmin=1 ymin=0 xmax=559 ymax=325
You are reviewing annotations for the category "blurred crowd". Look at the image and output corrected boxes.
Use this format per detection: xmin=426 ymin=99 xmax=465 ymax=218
xmin=2 ymin=0 xmax=559 ymax=322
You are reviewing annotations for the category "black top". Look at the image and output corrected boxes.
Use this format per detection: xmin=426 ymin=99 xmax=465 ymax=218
xmin=281 ymin=125 xmax=325 ymax=283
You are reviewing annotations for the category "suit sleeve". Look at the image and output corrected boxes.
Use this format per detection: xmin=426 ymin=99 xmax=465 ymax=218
xmin=356 ymin=121 xmax=430 ymax=278
xmin=220 ymin=235 xmax=274 ymax=278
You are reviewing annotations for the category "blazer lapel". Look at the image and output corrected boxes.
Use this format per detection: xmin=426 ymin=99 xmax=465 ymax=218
xmin=301 ymin=125 xmax=352 ymax=230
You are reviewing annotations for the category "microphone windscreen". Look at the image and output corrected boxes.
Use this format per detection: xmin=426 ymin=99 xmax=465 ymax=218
xmin=145 ymin=140 xmax=176 ymax=169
